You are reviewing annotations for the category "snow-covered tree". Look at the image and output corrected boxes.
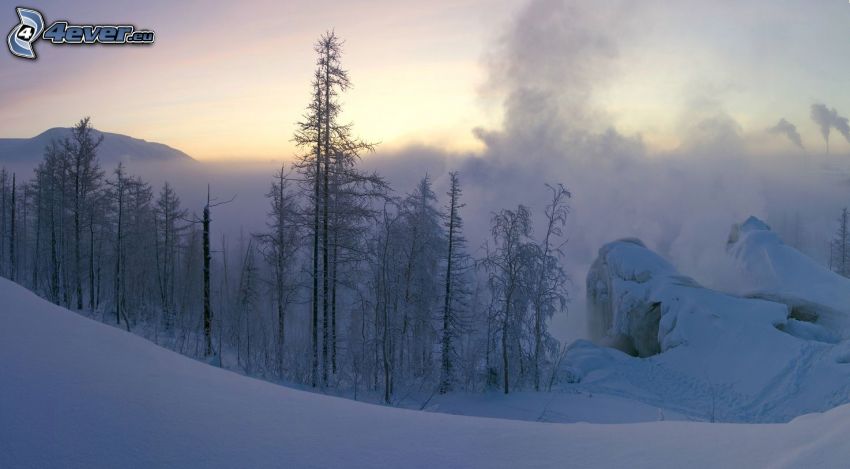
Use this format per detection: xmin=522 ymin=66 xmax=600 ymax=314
xmin=528 ymin=184 xmax=570 ymax=391
xmin=255 ymin=165 xmax=301 ymax=377
xmin=65 ymin=117 xmax=104 ymax=310
xmin=832 ymin=208 xmax=850 ymax=277
xmin=155 ymin=182 xmax=188 ymax=329
xmin=482 ymin=205 xmax=535 ymax=394
xmin=293 ymin=31 xmax=378 ymax=387
xmin=439 ymin=172 xmax=471 ymax=394
xmin=398 ymin=175 xmax=443 ymax=382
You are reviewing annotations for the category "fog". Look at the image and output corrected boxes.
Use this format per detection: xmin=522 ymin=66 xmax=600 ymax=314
xmin=9 ymin=0 xmax=850 ymax=346
xmin=363 ymin=0 xmax=850 ymax=343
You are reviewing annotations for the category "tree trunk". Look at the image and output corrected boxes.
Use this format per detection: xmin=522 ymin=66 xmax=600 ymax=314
xmin=277 ymin=174 xmax=287 ymax=378
xmin=331 ymin=231 xmax=338 ymax=375
xmin=33 ymin=183 xmax=41 ymax=289
xmin=1 ymin=171 xmax=6 ymax=278
xmin=203 ymin=194 xmax=212 ymax=356
xmin=88 ymin=209 xmax=95 ymax=310
xmin=74 ymin=162 xmax=83 ymax=310
xmin=440 ymin=185 xmax=456 ymax=394
xmin=502 ymin=289 xmax=512 ymax=395
xmin=9 ymin=174 xmax=16 ymax=282
xmin=49 ymin=182 xmax=59 ymax=303
xmin=320 ymin=40 xmax=333 ymax=387
xmin=311 ymin=127 xmax=321 ymax=388
xmin=534 ymin=306 xmax=541 ymax=392
xmin=114 ymin=182 xmax=123 ymax=325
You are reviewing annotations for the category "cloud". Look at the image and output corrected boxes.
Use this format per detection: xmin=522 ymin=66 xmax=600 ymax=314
xmin=767 ymin=118 xmax=804 ymax=149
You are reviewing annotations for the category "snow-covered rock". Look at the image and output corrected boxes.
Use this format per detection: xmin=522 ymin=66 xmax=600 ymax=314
xmin=577 ymin=235 xmax=850 ymax=422
xmin=586 ymin=237 xmax=788 ymax=357
xmin=727 ymin=216 xmax=850 ymax=339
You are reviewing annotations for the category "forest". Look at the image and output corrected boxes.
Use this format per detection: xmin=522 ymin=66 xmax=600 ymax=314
xmin=0 ymin=32 xmax=571 ymax=403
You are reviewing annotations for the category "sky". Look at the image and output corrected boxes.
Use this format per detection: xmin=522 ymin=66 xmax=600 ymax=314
xmin=3 ymin=0 xmax=850 ymax=160
xmin=5 ymin=0 xmax=850 ymax=344
xmin=0 ymin=0 xmax=514 ymax=159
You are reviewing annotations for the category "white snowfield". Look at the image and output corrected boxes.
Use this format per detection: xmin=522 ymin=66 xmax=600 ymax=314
xmin=578 ymin=223 xmax=850 ymax=422
xmin=0 ymin=279 xmax=850 ymax=469
xmin=3 ymin=279 xmax=850 ymax=468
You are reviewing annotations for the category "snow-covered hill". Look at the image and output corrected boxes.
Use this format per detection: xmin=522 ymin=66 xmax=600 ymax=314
xmin=0 ymin=127 xmax=193 ymax=166
xmin=3 ymin=277 xmax=850 ymax=468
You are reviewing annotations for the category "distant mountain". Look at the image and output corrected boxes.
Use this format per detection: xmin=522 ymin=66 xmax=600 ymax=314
xmin=0 ymin=128 xmax=194 ymax=166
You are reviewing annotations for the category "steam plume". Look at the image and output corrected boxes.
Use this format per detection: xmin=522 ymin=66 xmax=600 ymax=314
xmin=811 ymin=103 xmax=850 ymax=153
xmin=767 ymin=118 xmax=803 ymax=149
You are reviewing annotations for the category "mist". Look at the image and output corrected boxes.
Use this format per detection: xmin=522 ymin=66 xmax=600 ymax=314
xmin=9 ymin=0 xmax=850 ymax=349
xmin=358 ymin=0 xmax=850 ymax=344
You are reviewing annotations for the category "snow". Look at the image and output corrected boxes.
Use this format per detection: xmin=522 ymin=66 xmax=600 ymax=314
xmin=586 ymin=237 xmax=788 ymax=356
xmin=728 ymin=216 xmax=850 ymax=338
xmin=576 ymin=235 xmax=850 ymax=422
xmin=419 ymin=389 xmax=690 ymax=424
xmin=4 ymin=277 xmax=850 ymax=467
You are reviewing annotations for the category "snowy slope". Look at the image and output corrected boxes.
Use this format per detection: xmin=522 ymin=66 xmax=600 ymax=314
xmin=3 ymin=278 xmax=850 ymax=468
xmin=574 ymin=237 xmax=850 ymax=423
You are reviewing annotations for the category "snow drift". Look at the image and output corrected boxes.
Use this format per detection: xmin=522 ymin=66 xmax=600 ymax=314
xmin=5 ymin=277 xmax=850 ymax=468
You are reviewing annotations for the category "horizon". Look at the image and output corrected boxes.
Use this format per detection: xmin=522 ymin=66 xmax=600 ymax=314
xmin=4 ymin=0 xmax=850 ymax=160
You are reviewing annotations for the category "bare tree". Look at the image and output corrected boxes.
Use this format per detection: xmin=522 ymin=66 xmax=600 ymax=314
xmin=530 ymin=184 xmax=570 ymax=391
xmin=155 ymin=182 xmax=188 ymax=329
xmin=202 ymin=190 xmax=213 ymax=356
xmin=482 ymin=205 xmax=534 ymax=394
xmin=293 ymin=31 xmax=377 ymax=387
xmin=107 ymin=163 xmax=129 ymax=329
xmin=187 ymin=186 xmax=235 ymax=356
xmin=9 ymin=173 xmax=16 ymax=282
xmin=0 ymin=168 xmax=6 ymax=278
xmin=236 ymin=239 xmax=259 ymax=373
xmin=65 ymin=117 xmax=104 ymax=310
xmin=255 ymin=165 xmax=301 ymax=377
xmin=440 ymin=172 xmax=470 ymax=394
